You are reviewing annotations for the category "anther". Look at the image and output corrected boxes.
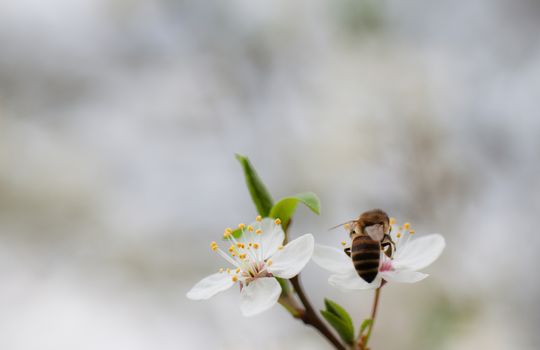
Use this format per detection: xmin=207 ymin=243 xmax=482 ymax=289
xmin=210 ymin=241 xmax=218 ymax=251
xmin=238 ymin=223 xmax=246 ymax=230
xmin=239 ymin=253 xmax=247 ymax=259
xmin=256 ymin=215 xmax=262 ymax=222
xmin=247 ymin=225 xmax=254 ymax=232
xmin=344 ymin=223 xmax=351 ymax=230
xmin=267 ymin=259 xmax=273 ymax=266
xmin=255 ymin=229 xmax=263 ymax=235
xmin=223 ymin=232 xmax=231 ymax=239
xmin=252 ymin=243 xmax=259 ymax=249
xmin=235 ymin=268 xmax=240 ymax=273
xmin=225 ymin=228 xmax=233 ymax=234
xmin=232 ymin=275 xmax=238 ymax=282
xmin=226 ymin=268 xmax=231 ymax=274
xmin=409 ymin=229 xmax=415 ymax=234
xmin=219 ymin=268 xmax=224 ymax=273
xmin=389 ymin=217 xmax=396 ymax=225
xmin=403 ymin=222 xmax=410 ymax=230
xmin=274 ymin=218 xmax=281 ymax=225
xmin=278 ymin=245 xmax=284 ymax=250
xmin=341 ymin=241 xmax=347 ymax=246
xmin=396 ymin=232 xmax=402 ymax=238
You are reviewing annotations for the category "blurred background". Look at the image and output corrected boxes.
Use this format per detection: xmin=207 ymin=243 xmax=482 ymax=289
xmin=1 ymin=0 xmax=540 ymax=349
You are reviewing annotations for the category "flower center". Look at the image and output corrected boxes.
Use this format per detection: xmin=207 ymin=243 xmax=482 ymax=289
xmin=379 ymin=258 xmax=393 ymax=272
xmin=210 ymin=217 xmax=282 ymax=283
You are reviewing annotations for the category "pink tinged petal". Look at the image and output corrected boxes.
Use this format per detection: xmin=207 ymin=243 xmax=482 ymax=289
xmin=394 ymin=234 xmax=445 ymax=271
xmin=381 ymin=269 xmax=428 ymax=283
xmin=258 ymin=218 xmax=285 ymax=260
xmin=312 ymin=244 xmax=356 ymax=274
xmin=186 ymin=272 xmax=235 ymax=300
xmin=267 ymin=234 xmax=314 ymax=279
xmin=240 ymin=277 xmax=281 ymax=317
xmin=328 ymin=269 xmax=381 ymax=291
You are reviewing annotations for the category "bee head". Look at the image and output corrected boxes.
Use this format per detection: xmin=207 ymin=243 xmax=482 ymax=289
xmin=357 ymin=209 xmax=390 ymax=240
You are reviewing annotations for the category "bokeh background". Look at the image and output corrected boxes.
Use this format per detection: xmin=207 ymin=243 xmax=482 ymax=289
xmin=1 ymin=0 xmax=540 ymax=349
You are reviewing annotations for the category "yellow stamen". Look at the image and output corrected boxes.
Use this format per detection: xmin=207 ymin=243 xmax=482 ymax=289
xmin=389 ymin=217 xmax=396 ymax=225
xmin=344 ymin=223 xmax=351 ymax=230
xmin=278 ymin=245 xmax=284 ymax=250
xmin=235 ymin=268 xmax=240 ymax=273
xmin=238 ymin=223 xmax=246 ymax=230
xmin=219 ymin=268 xmax=224 ymax=273
xmin=223 ymin=232 xmax=231 ymax=239
xmin=239 ymin=253 xmax=247 ymax=259
xmin=403 ymin=222 xmax=410 ymax=230
xmin=210 ymin=241 xmax=218 ymax=251
xmin=226 ymin=268 xmax=231 ymax=274
xmin=267 ymin=259 xmax=273 ymax=266
xmin=228 ymin=245 xmax=234 ymax=252
xmin=341 ymin=241 xmax=347 ymax=246
xmin=253 ymin=243 xmax=259 ymax=249
xmin=232 ymin=275 xmax=238 ymax=282
xmin=409 ymin=229 xmax=415 ymax=234
xmin=256 ymin=215 xmax=262 ymax=222
xmin=397 ymin=232 xmax=402 ymax=238
xmin=225 ymin=228 xmax=233 ymax=234
xmin=247 ymin=225 xmax=254 ymax=232
xmin=248 ymin=242 xmax=253 ymax=247
xmin=274 ymin=218 xmax=281 ymax=225
xmin=256 ymin=229 xmax=263 ymax=235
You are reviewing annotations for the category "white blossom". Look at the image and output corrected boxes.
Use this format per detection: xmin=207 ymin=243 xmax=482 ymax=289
xmin=187 ymin=217 xmax=314 ymax=316
xmin=312 ymin=220 xmax=445 ymax=290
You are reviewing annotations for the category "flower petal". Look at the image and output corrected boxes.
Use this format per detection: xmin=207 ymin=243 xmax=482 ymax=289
xmin=186 ymin=272 xmax=235 ymax=300
xmin=381 ymin=269 xmax=428 ymax=283
xmin=267 ymin=234 xmax=314 ymax=279
xmin=257 ymin=218 xmax=285 ymax=260
xmin=394 ymin=234 xmax=445 ymax=271
xmin=328 ymin=269 xmax=380 ymax=291
xmin=312 ymin=244 xmax=355 ymax=274
xmin=240 ymin=277 xmax=281 ymax=317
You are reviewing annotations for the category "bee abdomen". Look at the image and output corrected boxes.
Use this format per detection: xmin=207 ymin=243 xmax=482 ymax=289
xmin=351 ymin=236 xmax=380 ymax=283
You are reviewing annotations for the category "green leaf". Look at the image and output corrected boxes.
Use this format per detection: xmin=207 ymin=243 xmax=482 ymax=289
xmin=269 ymin=192 xmax=320 ymax=230
xmin=360 ymin=318 xmax=373 ymax=335
xmin=321 ymin=298 xmax=355 ymax=344
xmin=235 ymin=154 xmax=274 ymax=216
xmin=320 ymin=310 xmax=355 ymax=345
xmin=324 ymin=298 xmax=354 ymax=327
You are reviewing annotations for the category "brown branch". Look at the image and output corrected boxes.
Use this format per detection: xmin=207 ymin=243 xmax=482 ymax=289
xmin=290 ymin=274 xmax=346 ymax=350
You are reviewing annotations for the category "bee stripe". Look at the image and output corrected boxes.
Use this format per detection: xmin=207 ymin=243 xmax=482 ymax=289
xmin=353 ymin=259 xmax=380 ymax=270
xmin=351 ymin=241 xmax=379 ymax=250
xmin=351 ymin=252 xmax=380 ymax=260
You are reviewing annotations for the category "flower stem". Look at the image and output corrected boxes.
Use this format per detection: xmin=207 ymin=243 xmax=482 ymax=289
xmin=283 ymin=219 xmax=345 ymax=350
xmin=358 ymin=286 xmax=383 ymax=350
xmin=290 ymin=275 xmax=346 ymax=350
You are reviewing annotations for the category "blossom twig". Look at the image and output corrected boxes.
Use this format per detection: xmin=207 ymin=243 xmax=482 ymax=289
xmin=290 ymin=275 xmax=346 ymax=350
xmin=358 ymin=285 xmax=383 ymax=350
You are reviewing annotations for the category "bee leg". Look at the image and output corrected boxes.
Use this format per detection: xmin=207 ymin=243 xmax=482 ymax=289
xmin=381 ymin=236 xmax=395 ymax=258
xmin=344 ymin=247 xmax=351 ymax=257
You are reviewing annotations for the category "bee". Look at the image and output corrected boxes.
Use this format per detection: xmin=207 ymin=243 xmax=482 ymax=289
xmin=338 ymin=209 xmax=396 ymax=283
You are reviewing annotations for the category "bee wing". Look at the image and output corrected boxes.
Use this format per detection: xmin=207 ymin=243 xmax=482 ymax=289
xmin=364 ymin=224 xmax=385 ymax=241
xmin=328 ymin=220 xmax=355 ymax=231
